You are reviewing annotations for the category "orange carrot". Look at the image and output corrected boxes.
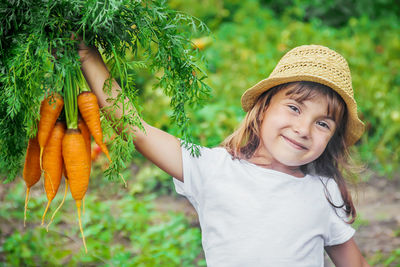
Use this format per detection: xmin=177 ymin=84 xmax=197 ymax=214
xmin=78 ymin=117 xmax=92 ymax=171
xmin=62 ymin=161 xmax=68 ymax=180
xmin=77 ymin=92 xmax=111 ymax=162
xmin=23 ymin=137 xmax=42 ymax=227
xmin=37 ymin=93 xmax=64 ymax=169
xmin=78 ymin=119 xmax=91 ymax=218
xmin=62 ymin=129 xmax=91 ymax=253
xmin=41 ymin=121 xmax=65 ymax=225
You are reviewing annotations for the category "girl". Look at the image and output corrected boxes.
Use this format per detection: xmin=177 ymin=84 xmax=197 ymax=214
xmin=80 ymin=44 xmax=370 ymax=266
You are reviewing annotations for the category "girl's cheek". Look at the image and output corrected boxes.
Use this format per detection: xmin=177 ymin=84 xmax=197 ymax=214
xmin=319 ymin=136 xmax=333 ymax=151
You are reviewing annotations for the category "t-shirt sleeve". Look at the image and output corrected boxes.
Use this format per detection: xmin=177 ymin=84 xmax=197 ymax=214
xmin=324 ymin=179 xmax=356 ymax=246
xmin=173 ymin=143 xmax=221 ymax=210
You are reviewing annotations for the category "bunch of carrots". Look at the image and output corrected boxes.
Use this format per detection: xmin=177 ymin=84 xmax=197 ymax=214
xmin=22 ymin=68 xmax=111 ymax=253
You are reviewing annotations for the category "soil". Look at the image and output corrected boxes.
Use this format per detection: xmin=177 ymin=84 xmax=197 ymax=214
xmin=353 ymin=176 xmax=400 ymax=262
xmin=154 ymin=174 xmax=400 ymax=266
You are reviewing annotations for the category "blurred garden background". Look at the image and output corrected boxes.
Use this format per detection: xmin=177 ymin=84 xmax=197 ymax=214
xmin=1 ymin=0 xmax=399 ymax=266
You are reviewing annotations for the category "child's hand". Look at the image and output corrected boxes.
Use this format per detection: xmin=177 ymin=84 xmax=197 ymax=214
xmin=71 ymin=33 xmax=96 ymax=64
xmin=77 ymin=41 xmax=99 ymax=64
xmin=77 ymin=41 xmax=91 ymax=63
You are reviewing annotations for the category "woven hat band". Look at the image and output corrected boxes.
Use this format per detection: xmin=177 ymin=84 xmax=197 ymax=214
xmin=270 ymin=62 xmax=353 ymax=98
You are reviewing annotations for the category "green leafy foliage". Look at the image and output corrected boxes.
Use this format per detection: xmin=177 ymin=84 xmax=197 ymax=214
xmin=0 ymin=0 xmax=210 ymax=182
xmin=170 ymin=0 xmax=400 ymax=29
xmin=262 ymin=0 xmax=400 ymax=27
xmin=0 ymin=181 xmax=204 ymax=266
xmin=368 ymin=248 xmax=400 ymax=267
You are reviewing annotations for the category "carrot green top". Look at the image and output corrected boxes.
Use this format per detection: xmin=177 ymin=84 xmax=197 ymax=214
xmin=64 ymin=66 xmax=79 ymax=130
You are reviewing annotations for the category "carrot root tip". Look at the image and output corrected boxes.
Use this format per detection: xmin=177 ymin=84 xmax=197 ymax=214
xmin=24 ymin=187 xmax=31 ymax=227
xmin=119 ymin=173 xmax=127 ymax=188
xmin=76 ymin=200 xmax=88 ymax=253
xmin=39 ymin=147 xmax=44 ymax=170
xmin=46 ymin=182 xmax=68 ymax=231
xmin=99 ymin=144 xmax=111 ymax=162
xmin=41 ymin=201 xmax=51 ymax=226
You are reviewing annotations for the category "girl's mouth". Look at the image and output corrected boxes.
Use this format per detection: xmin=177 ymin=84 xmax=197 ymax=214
xmin=282 ymin=135 xmax=308 ymax=150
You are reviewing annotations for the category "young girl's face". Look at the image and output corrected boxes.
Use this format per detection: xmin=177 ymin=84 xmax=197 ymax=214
xmin=255 ymin=87 xmax=336 ymax=176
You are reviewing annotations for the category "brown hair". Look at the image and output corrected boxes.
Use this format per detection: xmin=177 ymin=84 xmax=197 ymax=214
xmin=221 ymin=81 xmax=357 ymax=223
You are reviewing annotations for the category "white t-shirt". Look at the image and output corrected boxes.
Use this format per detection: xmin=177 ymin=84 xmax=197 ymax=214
xmin=173 ymin=145 xmax=355 ymax=267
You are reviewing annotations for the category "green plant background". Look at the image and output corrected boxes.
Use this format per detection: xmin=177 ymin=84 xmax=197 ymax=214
xmin=1 ymin=0 xmax=399 ymax=266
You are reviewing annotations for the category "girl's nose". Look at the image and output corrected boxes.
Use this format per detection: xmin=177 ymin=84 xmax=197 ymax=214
xmin=293 ymin=118 xmax=311 ymax=138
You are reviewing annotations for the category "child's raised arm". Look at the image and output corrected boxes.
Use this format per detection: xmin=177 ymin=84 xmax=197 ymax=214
xmin=79 ymin=45 xmax=184 ymax=181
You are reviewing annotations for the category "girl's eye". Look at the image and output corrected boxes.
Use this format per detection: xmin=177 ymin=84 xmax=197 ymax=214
xmin=288 ymin=105 xmax=300 ymax=113
xmin=317 ymin=121 xmax=330 ymax=129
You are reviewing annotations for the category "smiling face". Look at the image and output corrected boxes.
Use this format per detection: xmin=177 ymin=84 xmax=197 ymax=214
xmin=251 ymin=86 xmax=338 ymax=177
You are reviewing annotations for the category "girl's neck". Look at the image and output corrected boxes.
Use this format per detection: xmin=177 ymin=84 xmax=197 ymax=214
xmin=248 ymin=153 xmax=305 ymax=178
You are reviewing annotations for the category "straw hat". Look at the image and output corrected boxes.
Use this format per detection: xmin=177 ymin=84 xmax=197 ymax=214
xmin=241 ymin=44 xmax=365 ymax=146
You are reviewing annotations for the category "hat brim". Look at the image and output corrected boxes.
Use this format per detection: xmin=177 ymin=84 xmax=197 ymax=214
xmin=241 ymin=75 xmax=365 ymax=146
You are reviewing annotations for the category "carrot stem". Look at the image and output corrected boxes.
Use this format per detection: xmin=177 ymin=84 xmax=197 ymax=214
xmin=77 ymin=69 xmax=90 ymax=93
xmin=64 ymin=66 xmax=79 ymax=130
xmin=46 ymin=181 xmax=68 ymax=232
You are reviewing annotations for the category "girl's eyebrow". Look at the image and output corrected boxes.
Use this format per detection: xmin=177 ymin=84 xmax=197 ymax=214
xmin=288 ymin=98 xmax=336 ymax=122
xmin=321 ymin=115 xmax=335 ymax=122
xmin=287 ymin=96 xmax=307 ymax=104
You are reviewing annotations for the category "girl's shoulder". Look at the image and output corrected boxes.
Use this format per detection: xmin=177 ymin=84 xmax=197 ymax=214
xmin=184 ymin=144 xmax=231 ymax=160
xmin=318 ymin=176 xmax=339 ymax=190
xmin=317 ymin=176 xmax=346 ymax=206
xmin=181 ymin=144 xmax=233 ymax=171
